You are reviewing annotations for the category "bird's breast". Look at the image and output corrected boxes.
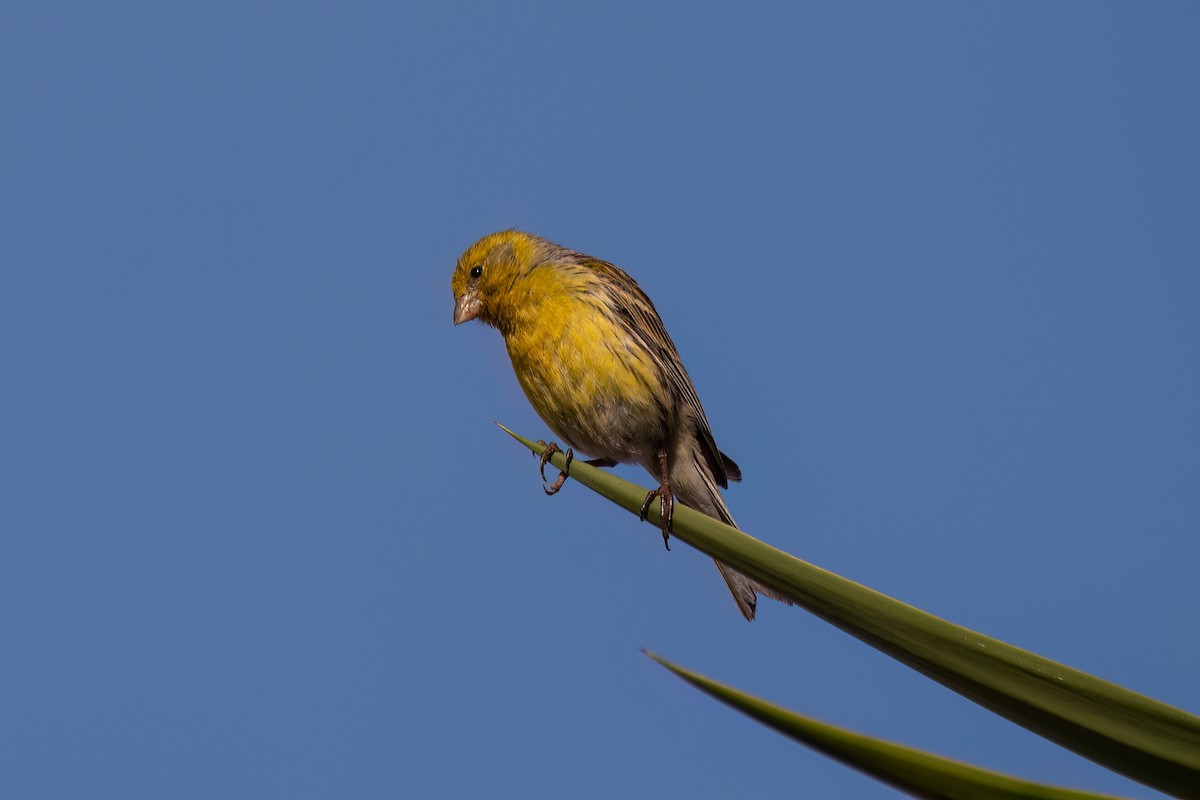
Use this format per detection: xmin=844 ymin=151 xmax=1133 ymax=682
xmin=503 ymin=296 xmax=668 ymax=462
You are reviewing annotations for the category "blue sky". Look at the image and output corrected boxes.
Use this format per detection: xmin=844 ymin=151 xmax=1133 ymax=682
xmin=2 ymin=3 xmax=1198 ymax=798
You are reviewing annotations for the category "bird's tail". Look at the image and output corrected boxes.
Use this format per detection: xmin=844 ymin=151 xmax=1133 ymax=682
xmin=671 ymin=446 xmax=792 ymax=621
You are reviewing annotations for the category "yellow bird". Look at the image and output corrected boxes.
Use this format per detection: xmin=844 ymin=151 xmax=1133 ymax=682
xmin=451 ymin=230 xmax=784 ymax=620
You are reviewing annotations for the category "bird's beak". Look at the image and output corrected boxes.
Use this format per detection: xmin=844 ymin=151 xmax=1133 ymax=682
xmin=453 ymin=291 xmax=481 ymax=325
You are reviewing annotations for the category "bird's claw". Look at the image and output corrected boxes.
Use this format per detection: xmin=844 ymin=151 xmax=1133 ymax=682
xmin=536 ymin=440 xmax=573 ymax=495
xmin=639 ymin=486 xmax=674 ymax=551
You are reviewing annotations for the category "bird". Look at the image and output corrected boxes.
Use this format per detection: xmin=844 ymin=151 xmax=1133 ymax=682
xmin=451 ymin=230 xmax=785 ymax=620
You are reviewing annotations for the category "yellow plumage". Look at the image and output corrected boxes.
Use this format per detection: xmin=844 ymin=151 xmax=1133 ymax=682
xmin=451 ymin=230 xmax=785 ymax=620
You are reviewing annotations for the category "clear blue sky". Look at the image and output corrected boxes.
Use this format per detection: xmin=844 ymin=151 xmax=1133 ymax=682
xmin=2 ymin=3 xmax=1197 ymax=798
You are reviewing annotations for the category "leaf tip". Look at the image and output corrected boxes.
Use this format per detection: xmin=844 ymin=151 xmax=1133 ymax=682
xmin=641 ymin=649 xmax=674 ymax=672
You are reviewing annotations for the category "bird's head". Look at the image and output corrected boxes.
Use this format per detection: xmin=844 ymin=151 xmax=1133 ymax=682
xmin=451 ymin=230 xmax=552 ymax=330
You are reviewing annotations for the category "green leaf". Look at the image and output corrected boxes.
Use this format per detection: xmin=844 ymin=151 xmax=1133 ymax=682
xmin=501 ymin=426 xmax=1200 ymax=799
xmin=647 ymin=651 xmax=1129 ymax=800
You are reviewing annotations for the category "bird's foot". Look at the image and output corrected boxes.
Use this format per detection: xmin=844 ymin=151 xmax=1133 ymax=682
xmin=535 ymin=440 xmax=573 ymax=495
xmin=639 ymin=484 xmax=674 ymax=551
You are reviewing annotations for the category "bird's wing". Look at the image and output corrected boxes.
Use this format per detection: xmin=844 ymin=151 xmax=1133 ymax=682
xmin=584 ymin=258 xmax=737 ymax=488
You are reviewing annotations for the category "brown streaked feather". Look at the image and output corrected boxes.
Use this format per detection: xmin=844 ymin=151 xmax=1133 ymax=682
xmin=721 ymin=451 xmax=742 ymax=483
xmin=581 ymin=257 xmax=736 ymax=488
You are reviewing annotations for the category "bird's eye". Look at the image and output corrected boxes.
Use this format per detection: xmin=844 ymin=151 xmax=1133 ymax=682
xmin=469 ymin=265 xmax=483 ymax=279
